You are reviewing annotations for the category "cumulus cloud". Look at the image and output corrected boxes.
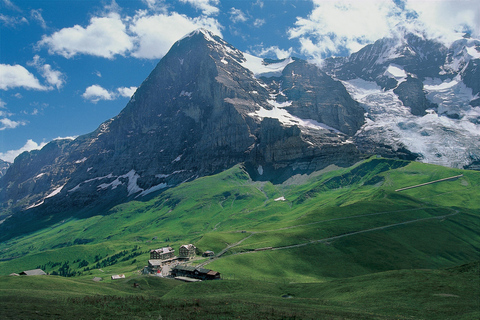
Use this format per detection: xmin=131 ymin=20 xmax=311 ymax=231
xmin=288 ymin=0 xmax=480 ymax=61
xmin=38 ymin=13 xmax=134 ymax=59
xmin=82 ymin=85 xmax=115 ymax=103
xmin=229 ymin=7 xmax=248 ymax=23
xmin=0 ymin=139 xmax=47 ymax=163
xmin=117 ymin=86 xmax=137 ymax=98
xmin=288 ymin=0 xmax=405 ymax=59
xmin=179 ymin=0 xmax=220 ymax=16
xmin=404 ymin=0 xmax=480 ymax=42
xmin=83 ymin=84 xmax=137 ymax=102
xmin=130 ymin=11 xmax=222 ymax=59
xmin=28 ymin=55 xmax=65 ymax=90
xmin=39 ymin=5 xmax=223 ymax=60
xmin=0 ymin=118 xmax=26 ymax=131
xmin=0 ymin=64 xmax=48 ymax=90
xmin=253 ymin=46 xmax=293 ymax=60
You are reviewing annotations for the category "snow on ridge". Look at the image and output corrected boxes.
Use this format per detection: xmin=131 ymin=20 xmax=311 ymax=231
xmin=137 ymin=183 xmax=168 ymax=198
xmin=240 ymin=54 xmax=294 ymax=78
xmin=46 ymin=184 xmax=66 ymax=199
xmin=344 ymin=77 xmax=480 ymax=169
xmin=384 ymin=64 xmax=407 ymax=84
xmin=423 ymin=78 xmax=477 ymax=117
xmin=250 ymin=100 xmax=339 ymax=132
xmin=97 ymin=169 xmax=144 ymax=196
xmin=75 ymin=157 xmax=87 ymax=164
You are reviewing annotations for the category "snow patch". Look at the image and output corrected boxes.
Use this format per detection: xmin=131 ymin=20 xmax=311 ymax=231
xmin=35 ymin=173 xmax=46 ymax=179
xmin=240 ymin=55 xmax=294 ymax=78
xmin=75 ymin=157 xmax=87 ymax=164
xmin=97 ymin=170 xmax=144 ymax=196
xmin=257 ymin=165 xmax=263 ymax=175
xmin=172 ymin=154 xmax=182 ymax=162
xmin=274 ymin=196 xmax=286 ymax=201
xmin=179 ymin=91 xmax=192 ymax=98
xmin=384 ymin=64 xmax=407 ymax=84
xmin=343 ymin=78 xmax=480 ymax=169
xmin=137 ymin=183 xmax=168 ymax=198
xmin=46 ymin=184 xmax=66 ymax=199
xmin=249 ymin=100 xmax=339 ymax=131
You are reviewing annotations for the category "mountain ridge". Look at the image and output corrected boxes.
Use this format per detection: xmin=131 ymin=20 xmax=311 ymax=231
xmin=0 ymin=28 xmax=479 ymax=225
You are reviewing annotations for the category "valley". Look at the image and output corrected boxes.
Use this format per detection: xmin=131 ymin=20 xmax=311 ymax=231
xmin=1 ymin=158 xmax=479 ymax=319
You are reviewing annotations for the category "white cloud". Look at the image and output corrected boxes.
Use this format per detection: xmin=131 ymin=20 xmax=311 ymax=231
xmin=142 ymin=0 xmax=168 ymax=12
xmin=117 ymin=86 xmax=137 ymax=98
xmin=83 ymin=85 xmax=137 ymax=102
xmin=229 ymin=7 xmax=248 ymax=23
xmin=179 ymin=0 xmax=220 ymax=16
xmin=30 ymin=9 xmax=47 ymax=29
xmin=0 ymin=13 xmax=28 ymax=28
xmin=253 ymin=46 xmax=293 ymax=60
xmin=0 ymin=117 xmax=26 ymax=131
xmin=39 ymin=13 xmax=134 ymax=59
xmin=0 ymin=139 xmax=47 ymax=163
xmin=253 ymin=18 xmax=265 ymax=28
xmin=130 ymin=11 xmax=222 ymax=59
xmin=2 ymin=0 xmax=21 ymax=12
xmin=28 ymin=55 xmax=65 ymax=90
xmin=405 ymin=0 xmax=480 ymax=42
xmin=289 ymin=0 xmax=404 ymax=59
xmin=289 ymin=0 xmax=480 ymax=61
xmin=0 ymin=64 xmax=48 ymax=90
xmin=82 ymin=85 xmax=115 ymax=103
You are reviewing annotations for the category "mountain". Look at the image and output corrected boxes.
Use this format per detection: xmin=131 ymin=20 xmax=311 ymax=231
xmin=323 ymin=32 xmax=480 ymax=169
xmin=0 ymin=160 xmax=10 ymax=178
xmin=0 ymin=29 xmax=479 ymax=229
xmin=0 ymin=29 xmax=364 ymax=221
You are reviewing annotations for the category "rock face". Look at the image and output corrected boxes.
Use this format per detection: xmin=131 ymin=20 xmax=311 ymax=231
xmin=0 ymin=160 xmax=10 ymax=179
xmin=0 ymin=29 xmax=364 ymax=219
xmin=1 ymin=29 xmax=479 ymax=228
xmin=323 ymin=32 xmax=480 ymax=169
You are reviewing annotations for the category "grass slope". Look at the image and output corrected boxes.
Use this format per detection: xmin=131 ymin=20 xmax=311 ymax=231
xmin=0 ymin=261 xmax=478 ymax=319
xmin=0 ymin=157 xmax=479 ymax=318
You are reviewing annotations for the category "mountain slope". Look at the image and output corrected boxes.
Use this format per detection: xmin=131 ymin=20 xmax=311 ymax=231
xmin=323 ymin=32 xmax=480 ymax=168
xmin=0 ymin=29 xmax=364 ymax=219
xmin=1 ymin=158 xmax=478 ymax=279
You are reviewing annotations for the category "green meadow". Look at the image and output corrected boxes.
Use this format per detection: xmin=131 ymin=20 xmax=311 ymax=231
xmin=0 ymin=157 xmax=479 ymax=319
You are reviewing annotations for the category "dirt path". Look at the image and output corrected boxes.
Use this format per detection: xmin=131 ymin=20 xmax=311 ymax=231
xmin=395 ymin=174 xmax=463 ymax=192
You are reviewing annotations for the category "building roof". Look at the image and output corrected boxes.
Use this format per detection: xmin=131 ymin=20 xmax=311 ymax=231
xmin=148 ymin=259 xmax=163 ymax=266
xmin=20 ymin=269 xmax=46 ymax=276
xmin=180 ymin=244 xmax=196 ymax=250
xmin=173 ymin=265 xmax=196 ymax=272
xmin=151 ymin=247 xmax=174 ymax=254
xmin=111 ymin=274 xmax=125 ymax=280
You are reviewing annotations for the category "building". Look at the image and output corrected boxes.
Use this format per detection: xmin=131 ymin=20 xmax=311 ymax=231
xmin=111 ymin=274 xmax=125 ymax=280
xmin=202 ymin=250 xmax=215 ymax=257
xmin=150 ymin=247 xmax=175 ymax=260
xmin=20 ymin=269 xmax=46 ymax=276
xmin=178 ymin=244 xmax=196 ymax=259
xmin=171 ymin=265 xmax=220 ymax=280
xmin=148 ymin=259 xmax=163 ymax=272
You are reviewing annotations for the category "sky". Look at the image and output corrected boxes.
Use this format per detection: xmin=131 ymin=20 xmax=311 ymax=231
xmin=0 ymin=0 xmax=479 ymax=163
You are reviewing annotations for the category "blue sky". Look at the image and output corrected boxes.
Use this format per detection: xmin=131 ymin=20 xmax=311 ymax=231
xmin=1 ymin=0 xmax=478 ymax=162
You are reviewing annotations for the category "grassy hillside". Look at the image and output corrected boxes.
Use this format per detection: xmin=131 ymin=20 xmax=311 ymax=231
xmin=0 ymin=157 xmax=479 ymax=318
xmin=1 ymin=261 xmax=478 ymax=319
